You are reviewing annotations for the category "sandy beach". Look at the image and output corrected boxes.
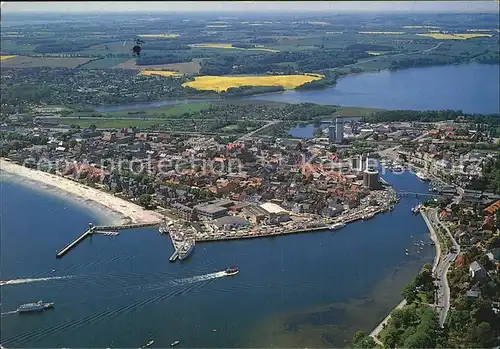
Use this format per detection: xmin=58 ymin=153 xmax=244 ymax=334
xmin=0 ymin=159 xmax=164 ymax=225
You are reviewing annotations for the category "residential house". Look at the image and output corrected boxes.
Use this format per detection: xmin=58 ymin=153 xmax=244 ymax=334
xmin=469 ymin=261 xmax=488 ymax=281
xmin=466 ymin=283 xmax=482 ymax=298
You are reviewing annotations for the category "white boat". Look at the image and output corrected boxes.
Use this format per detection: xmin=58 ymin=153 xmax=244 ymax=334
xmin=171 ymin=340 xmax=180 ymax=347
xmin=17 ymin=300 xmax=54 ymax=313
xmin=178 ymin=240 xmax=195 ymax=260
xmin=329 ymin=222 xmax=346 ymax=231
xmin=416 ymin=171 xmax=429 ymax=181
xmin=144 ymin=340 xmax=154 ymax=348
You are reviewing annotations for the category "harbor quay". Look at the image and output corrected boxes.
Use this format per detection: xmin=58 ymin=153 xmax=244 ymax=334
xmin=56 ymin=184 xmax=397 ymax=258
xmin=165 ymin=187 xmax=397 ymax=243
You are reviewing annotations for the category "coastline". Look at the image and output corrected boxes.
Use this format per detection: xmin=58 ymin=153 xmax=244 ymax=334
xmin=0 ymin=159 xmax=163 ymax=225
xmin=369 ymin=207 xmax=443 ymax=344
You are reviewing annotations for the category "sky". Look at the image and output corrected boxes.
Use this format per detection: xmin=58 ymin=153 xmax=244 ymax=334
xmin=2 ymin=1 xmax=499 ymax=13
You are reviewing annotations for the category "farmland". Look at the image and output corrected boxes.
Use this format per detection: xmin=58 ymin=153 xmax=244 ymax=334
xmin=416 ymin=32 xmax=494 ymax=40
xmin=0 ymin=11 xmax=498 ymax=108
xmin=116 ymin=58 xmax=202 ymax=73
xmin=0 ymin=55 xmax=16 ymax=61
xmin=182 ymin=74 xmax=325 ymax=92
xmin=137 ymin=33 xmax=181 ymax=38
xmin=0 ymin=55 xmax=92 ymax=68
xmin=64 ymin=102 xmax=213 ymax=121
xmin=188 ymin=43 xmax=280 ymax=52
xmin=358 ymin=31 xmax=406 ymax=35
xmin=138 ymin=70 xmax=183 ymax=77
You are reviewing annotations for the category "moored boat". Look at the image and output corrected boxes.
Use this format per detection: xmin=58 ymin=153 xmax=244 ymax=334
xmin=329 ymin=222 xmax=346 ymax=231
xmin=362 ymin=213 xmax=375 ymax=220
xmin=416 ymin=171 xmax=429 ymax=181
xmin=178 ymin=239 xmax=195 ymax=260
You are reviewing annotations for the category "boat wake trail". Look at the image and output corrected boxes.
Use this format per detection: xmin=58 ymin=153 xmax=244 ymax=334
xmin=171 ymin=271 xmax=227 ymax=286
xmin=2 ymin=271 xmax=229 ymax=345
xmin=0 ymin=310 xmax=18 ymax=316
xmin=0 ymin=276 xmax=74 ymax=287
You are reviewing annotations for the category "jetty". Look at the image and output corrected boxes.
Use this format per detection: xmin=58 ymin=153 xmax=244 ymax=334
xmin=56 ymin=228 xmax=93 ymax=258
xmin=56 ymin=221 xmax=160 ymax=258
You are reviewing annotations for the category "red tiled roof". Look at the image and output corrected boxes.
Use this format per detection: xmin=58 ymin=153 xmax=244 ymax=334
xmin=484 ymin=200 xmax=500 ymax=215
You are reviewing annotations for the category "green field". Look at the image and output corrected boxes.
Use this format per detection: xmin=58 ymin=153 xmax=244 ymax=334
xmin=59 ymin=119 xmax=164 ymax=129
xmin=68 ymin=102 xmax=214 ymax=119
xmin=79 ymin=57 xmax=130 ymax=69
xmin=334 ymin=106 xmax=385 ymax=117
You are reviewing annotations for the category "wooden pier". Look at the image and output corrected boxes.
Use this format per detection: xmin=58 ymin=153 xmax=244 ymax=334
xmin=55 ymin=221 xmax=160 ymax=258
xmin=169 ymin=251 xmax=179 ymax=262
xmin=56 ymin=228 xmax=93 ymax=258
xmin=94 ymin=222 xmax=159 ymax=231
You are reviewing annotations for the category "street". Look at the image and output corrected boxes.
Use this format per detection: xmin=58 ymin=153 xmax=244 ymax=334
xmin=428 ymin=208 xmax=461 ymax=326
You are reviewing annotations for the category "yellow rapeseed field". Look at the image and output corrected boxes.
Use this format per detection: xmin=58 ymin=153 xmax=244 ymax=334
xmin=189 ymin=43 xmax=279 ymax=52
xmin=416 ymin=32 xmax=493 ymax=40
xmin=182 ymin=74 xmax=325 ymax=92
xmin=139 ymin=70 xmax=183 ymax=77
xmin=359 ymin=31 xmax=405 ymax=35
xmin=0 ymin=55 xmax=17 ymax=61
xmin=138 ymin=34 xmax=180 ymax=38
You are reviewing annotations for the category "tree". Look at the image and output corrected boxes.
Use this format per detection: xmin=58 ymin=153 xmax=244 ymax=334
xmin=402 ymin=282 xmax=418 ymax=304
xmin=403 ymin=330 xmax=432 ymax=348
xmin=89 ymin=124 xmax=97 ymax=131
xmin=137 ymin=194 xmax=152 ymax=208
xmin=467 ymin=322 xmax=494 ymax=348
xmin=313 ymin=127 xmax=323 ymax=138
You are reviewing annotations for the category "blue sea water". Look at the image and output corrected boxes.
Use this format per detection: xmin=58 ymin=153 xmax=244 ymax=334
xmin=1 ymin=171 xmax=432 ymax=348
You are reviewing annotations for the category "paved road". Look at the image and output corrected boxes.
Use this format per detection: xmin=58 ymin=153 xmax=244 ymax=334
xmin=237 ymin=120 xmax=280 ymax=141
xmin=428 ymin=208 xmax=460 ymax=326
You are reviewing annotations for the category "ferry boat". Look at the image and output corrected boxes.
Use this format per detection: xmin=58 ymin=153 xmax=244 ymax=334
xmin=329 ymin=222 xmax=346 ymax=231
xmin=224 ymin=266 xmax=239 ymax=276
xmin=178 ymin=240 xmax=195 ymax=260
xmin=416 ymin=171 xmax=429 ymax=181
xmin=17 ymin=300 xmax=54 ymax=313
